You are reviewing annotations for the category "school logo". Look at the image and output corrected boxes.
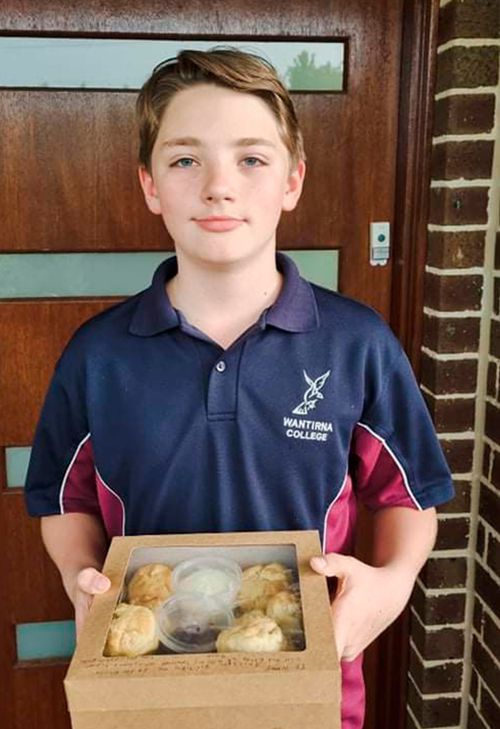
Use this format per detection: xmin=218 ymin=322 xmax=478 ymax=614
xmin=292 ymin=369 xmax=331 ymax=415
xmin=282 ymin=369 xmax=333 ymax=443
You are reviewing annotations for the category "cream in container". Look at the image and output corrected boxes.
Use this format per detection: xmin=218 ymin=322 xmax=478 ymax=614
xmin=172 ymin=556 xmax=242 ymax=606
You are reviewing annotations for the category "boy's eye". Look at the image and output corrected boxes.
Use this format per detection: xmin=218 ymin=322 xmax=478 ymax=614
xmin=172 ymin=157 xmax=196 ymax=168
xmin=242 ymin=157 xmax=264 ymax=167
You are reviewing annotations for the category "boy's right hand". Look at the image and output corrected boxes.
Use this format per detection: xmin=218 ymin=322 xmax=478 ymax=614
xmin=70 ymin=567 xmax=111 ymax=639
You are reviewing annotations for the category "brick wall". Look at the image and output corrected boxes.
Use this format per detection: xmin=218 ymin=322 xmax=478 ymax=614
xmin=406 ymin=1 xmax=499 ymax=728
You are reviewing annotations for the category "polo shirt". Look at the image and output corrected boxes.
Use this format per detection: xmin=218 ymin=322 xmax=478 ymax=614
xmin=25 ymin=252 xmax=454 ymax=729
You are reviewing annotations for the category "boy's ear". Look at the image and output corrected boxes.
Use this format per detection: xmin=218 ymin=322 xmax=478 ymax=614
xmin=138 ymin=166 xmax=162 ymax=216
xmin=282 ymin=159 xmax=306 ymax=212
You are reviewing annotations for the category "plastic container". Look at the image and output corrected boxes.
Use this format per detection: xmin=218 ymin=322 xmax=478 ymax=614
xmin=157 ymin=594 xmax=234 ymax=653
xmin=172 ymin=556 xmax=242 ymax=606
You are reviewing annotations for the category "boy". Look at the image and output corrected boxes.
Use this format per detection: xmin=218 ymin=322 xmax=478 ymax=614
xmin=25 ymin=48 xmax=454 ymax=728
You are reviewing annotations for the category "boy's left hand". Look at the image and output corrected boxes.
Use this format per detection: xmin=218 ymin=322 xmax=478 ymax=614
xmin=310 ymin=553 xmax=415 ymax=661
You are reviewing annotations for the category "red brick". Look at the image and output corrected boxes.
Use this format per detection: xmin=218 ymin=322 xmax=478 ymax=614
xmin=436 ymin=46 xmax=499 ymax=93
xmin=492 ymin=450 xmax=500 ymax=489
xmin=425 ymin=272 xmax=483 ymax=312
xmin=431 ymin=140 xmax=494 ymax=180
xmin=483 ymin=442 xmax=492 ymax=481
xmin=409 ymin=646 xmax=463 ymax=693
xmin=491 ymin=320 xmax=500 ymax=359
xmin=475 ymin=561 xmax=498 ymax=612
xmin=470 ymin=667 xmax=478 ymax=703
xmin=485 ymin=401 xmax=500 ymax=442
xmin=412 ymin=619 xmax=465 ymax=660
xmin=494 ymin=277 xmax=500 ymax=317
xmin=486 ymin=531 xmax=499 ymax=575
xmin=480 ymin=680 xmax=500 ymax=728
xmin=435 ymin=516 xmax=470 ymax=550
xmin=433 ymin=93 xmax=496 ymax=136
xmin=412 ymin=583 xmax=466 ymax=624
xmin=420 ymin=557 xmax=467 ymax=588
xmin=483 ymin=610 xmax=500 ymax=660
xmin=423 ymin=315 xmax=480 ymax=353
xmin=407 ymin=680 xmax=461 ymax=726
xmin=420 ymin=354 xmax=478 ymax=394
xmin=473 ymin=596 xmax=484 ymax=635
xmin=425 ymin=272 xmax=483 ymax=311
xmin=429 ymin=187 xmax=489 ymax=225
xmin=424 ymin=392 xmax=475 ymax=432
xmin=487 ymin=360 xmax=498 ymax=400
xmin=437 ymin=480 xmax=471 ymax=513
xmin=427 ymin=230 xmax=485 ymax=269
xmin=476 ymin=519 xmax=486 ymax=559
xmin=441 ymin=438 xmax=474 ymax=472
xmin=479 ymin=484 xmax=500 ymax=534
xmin=472 ymin=635 xmax=500 ymax=692
xmin=439 ymin=0 xmax=500 ymax=43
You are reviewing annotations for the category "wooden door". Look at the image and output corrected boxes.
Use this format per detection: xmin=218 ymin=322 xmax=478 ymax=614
xmin=0 ymin=2 xmax=436 ymax=727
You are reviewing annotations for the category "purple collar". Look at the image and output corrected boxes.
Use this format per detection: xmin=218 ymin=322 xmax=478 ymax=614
xmin=129 ymin=252 xmax=319 ymax=337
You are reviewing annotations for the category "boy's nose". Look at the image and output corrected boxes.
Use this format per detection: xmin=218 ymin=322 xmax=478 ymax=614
xmin=201 ymin=165 xmax=235 ymax=203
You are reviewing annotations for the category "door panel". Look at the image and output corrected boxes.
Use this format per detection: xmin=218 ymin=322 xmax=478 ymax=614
xmin=0 ymin=301 xmax=117 ymax=444
xmin=1 ymin=88 xmax=394 ymax=314
xmin=0 ymin=2 xmax=407 ymax=727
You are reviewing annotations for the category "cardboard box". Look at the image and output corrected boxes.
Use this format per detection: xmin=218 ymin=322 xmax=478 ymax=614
xmin=65 ymin=530 xmax=340 ymax=728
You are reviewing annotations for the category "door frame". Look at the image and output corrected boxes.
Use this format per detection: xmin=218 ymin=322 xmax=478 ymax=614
xmin=381 ymin=1 xmax=440 ymax=727
xmin=0 ymin=1 xmax=441 ymax=727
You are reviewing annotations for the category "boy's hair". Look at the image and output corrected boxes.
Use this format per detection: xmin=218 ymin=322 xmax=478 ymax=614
xmin=136 ymin=47 xmax=305 ymax=172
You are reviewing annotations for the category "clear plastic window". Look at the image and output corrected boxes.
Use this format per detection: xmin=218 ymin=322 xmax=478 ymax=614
xmin=103 ymin=544 xmax=305 ymax=657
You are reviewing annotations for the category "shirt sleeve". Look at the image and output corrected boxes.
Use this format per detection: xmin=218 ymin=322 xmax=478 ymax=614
xmin=350 ymin=335 xmax=455 ymax=511
xmin=24 ymin=347 xmax=101 ymax=519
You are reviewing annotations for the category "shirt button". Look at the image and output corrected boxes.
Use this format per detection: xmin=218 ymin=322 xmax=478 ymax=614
xmin=215 ymin=361 xmax=226 ymax=373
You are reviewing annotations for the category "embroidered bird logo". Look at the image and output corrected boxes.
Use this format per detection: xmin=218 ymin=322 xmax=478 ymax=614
xmin=292 ymin=370 xmax=331 ymax=415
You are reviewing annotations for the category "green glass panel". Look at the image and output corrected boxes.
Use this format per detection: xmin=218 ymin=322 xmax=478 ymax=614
xmin=5 ymin=447 xmax=31 ymax=488
xmin=0 ymin=38 xmax=344 ymax=91
xmin=16 ymin=621 xmax=75 ymax=660
xmin=0 ymin=251 xmax=337 ymax=298
xmin=286 ymin=251 xmax=338 ymax=291
xmin=0 ymin=253 xmax=173 ymax=298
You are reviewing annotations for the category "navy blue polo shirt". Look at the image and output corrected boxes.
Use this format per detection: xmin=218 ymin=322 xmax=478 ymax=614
xmin=25 ymin=253 xmax=454 ymax=550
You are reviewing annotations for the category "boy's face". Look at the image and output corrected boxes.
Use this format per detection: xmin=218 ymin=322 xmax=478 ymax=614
xmin=139 ymin=83 xmax=305 ymax=269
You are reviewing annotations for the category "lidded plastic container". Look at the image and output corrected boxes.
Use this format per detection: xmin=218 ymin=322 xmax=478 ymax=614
xmin=172 ymin=555 xmax=242 ymax=606
xmin=157 ymin=594 xmax=234 ymax=653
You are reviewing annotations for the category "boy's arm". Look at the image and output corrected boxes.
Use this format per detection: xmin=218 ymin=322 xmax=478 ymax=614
xmin=41 ymin=513 xmax=110 ymax=637
xmin=310 ymin=506 xmax=437 ymax=661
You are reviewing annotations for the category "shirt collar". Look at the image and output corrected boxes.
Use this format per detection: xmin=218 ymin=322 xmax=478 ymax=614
xmin=129 ymin=252 xmax=319 ymax=337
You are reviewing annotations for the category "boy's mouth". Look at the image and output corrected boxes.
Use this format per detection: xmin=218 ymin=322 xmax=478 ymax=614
xmin=195 ymin=216 xmax=245 ymax=232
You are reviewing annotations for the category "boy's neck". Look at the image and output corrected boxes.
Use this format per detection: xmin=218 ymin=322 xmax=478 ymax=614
xmin=166 ymin=248 xmax=283 ymax=349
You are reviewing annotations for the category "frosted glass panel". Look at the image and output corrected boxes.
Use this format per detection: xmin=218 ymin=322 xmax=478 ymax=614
xmin=0 ymin=251 xmax=337 ymax=298
xmin=0 ymin=253 xmax=173 ymax=298
xmin=0 ymin=38 xmax=344 ymax=91
xmin=288 ymin=251 xmax=338 ymax=290
xmin=16 ymin=621 xmax=75 ymax=660
xmin=6 ymin=447 xmax=31 ymax=488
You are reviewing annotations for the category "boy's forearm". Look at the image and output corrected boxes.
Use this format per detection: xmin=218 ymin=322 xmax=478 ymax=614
xmin=370 ymin=506 xmax=438 ymax=578
xmin=41 ymin=513 xmax=109 ymax=601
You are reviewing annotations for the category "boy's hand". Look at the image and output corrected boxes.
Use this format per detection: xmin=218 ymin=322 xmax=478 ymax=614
xmin=66 ymin=567 xmax=111 ymax=639
xmin=310 ymin=554 xmax=414 ymax=661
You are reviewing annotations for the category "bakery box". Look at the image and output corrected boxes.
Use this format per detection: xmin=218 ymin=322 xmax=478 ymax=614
xmin=64 ymin=530 xmax=340 ymax=729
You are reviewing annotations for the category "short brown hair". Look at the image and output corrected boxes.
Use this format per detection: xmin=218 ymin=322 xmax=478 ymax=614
xmin=136 ymin=47 xmax=305 ymax=172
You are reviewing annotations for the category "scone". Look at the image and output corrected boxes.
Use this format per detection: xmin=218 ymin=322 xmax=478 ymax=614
xmin=266 ymin=590 xmax=303 ymax=632
xmin=104 ymin=603 xmax=159 ymax=657
xmin=237 ymin=563 xmax=292 ymax=612
xmin=216 ymin=614 xmax=285 ymax=653
xmin=234 ymin=609 xmax=266 ymax=626
xmin=127 ymin=563 xmax=172 ymax=609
